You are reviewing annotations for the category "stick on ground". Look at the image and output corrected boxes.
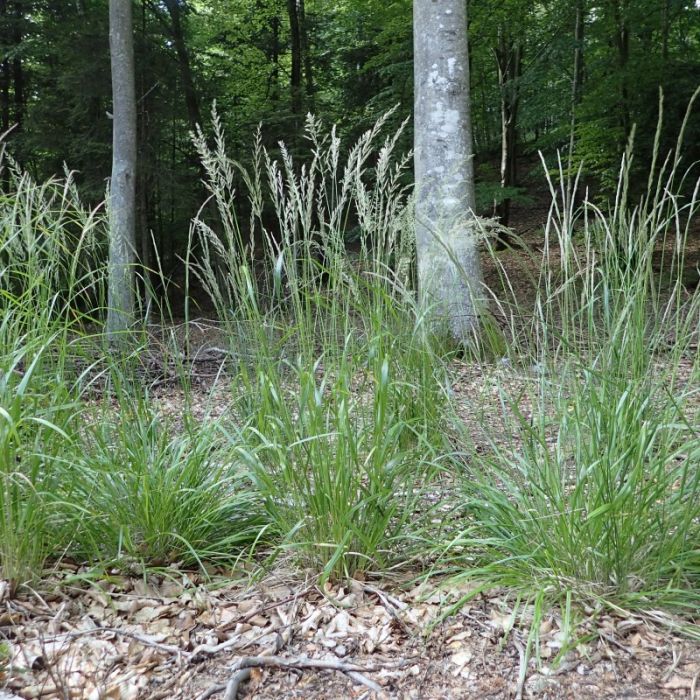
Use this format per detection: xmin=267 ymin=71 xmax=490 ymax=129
xmin=198 ymin=654 xmax=413 ymax=699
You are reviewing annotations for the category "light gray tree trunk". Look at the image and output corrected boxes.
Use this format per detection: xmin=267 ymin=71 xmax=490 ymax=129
xmin=413 ymin=0 xmax=483 ymax=345
xmin=494 ymin=27 xmax=522 ymax=236
xmin=107 ymin=0 xmax=137 ymax=340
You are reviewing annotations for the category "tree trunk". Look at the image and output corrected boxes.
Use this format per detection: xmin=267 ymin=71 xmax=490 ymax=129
xmin=413 ymin=0 xmax=483 ymax=345
xmin=661 ymin=0 xmax=670 ymax=61
xmin=568 ymin=0 xmax=585 ymax=188
xmin=162 ymin=0 xmax=202 ymax=131
xmin=268 ymin=14 xmax=281 ymax=103
xmin=493 ymin=28 xmax=521 ymax=238
xmin=572 ymin=1 xmax=585 ymax=108
xmin=612 ymin=0 xmax=631 ymax=146
xmin=137 ymin=0 xmax=151 ymax=319
xmin=299 ymin=0 xmax=314 ymax=111
xmin=10 ymin=0 xmax=23 ymax=131
xmin=287 ymin=0 xmax=303 ymax=127
xmin=107 ymin=0 xmax=137 ymax=340
xmin=0 ymin=0 xmax=10 ymax=135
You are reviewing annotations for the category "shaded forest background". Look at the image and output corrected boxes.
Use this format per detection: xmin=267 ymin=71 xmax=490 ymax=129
xmin=1 ymin=0 xmax=699 ymax=278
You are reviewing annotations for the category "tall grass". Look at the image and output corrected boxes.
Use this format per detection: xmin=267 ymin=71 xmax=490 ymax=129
xmin=0 ymin=159 xmax=102 ymax=591
xmin=0 ymin=343 xmax=79 ymax=594
xmin=0 ymin=151 xmax=266 ymax=587
xmin=442 ymin=98 xmax=700 ymax=634
xmin=190 ymin=111 xmax=449 ymax=579
xmin=2 ymin=96 xmax=699 ymax=639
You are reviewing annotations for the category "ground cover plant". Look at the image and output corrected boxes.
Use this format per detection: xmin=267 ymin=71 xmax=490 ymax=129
xmin=188 ymin=112 xmax=450 ymax=581
xmin=0 ymin=109 xmax=699 ymax=697
xmin=438 ymin=105 xmax=700 ymax=640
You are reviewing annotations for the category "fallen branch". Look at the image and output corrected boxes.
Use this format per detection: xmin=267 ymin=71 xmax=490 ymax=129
xmin=189 ymin=636 xmax=243 ymax=663
xmin=223 ymin=668 xmax=252 ymax=700
xmin=198 ymin=655 xmax=413 ymax=700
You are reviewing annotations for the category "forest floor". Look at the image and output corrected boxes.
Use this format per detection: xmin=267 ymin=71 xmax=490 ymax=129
xmin=3 ymin=185 xmax=700 ymax=700
xmin=5 ymin=559 xmax=700 ymax=700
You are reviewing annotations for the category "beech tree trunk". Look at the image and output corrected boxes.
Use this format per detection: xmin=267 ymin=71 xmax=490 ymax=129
xmin=413 ymin=0 xmax=483 ymax=345
xmin=107 ymin=0 xmax=137 ymax=339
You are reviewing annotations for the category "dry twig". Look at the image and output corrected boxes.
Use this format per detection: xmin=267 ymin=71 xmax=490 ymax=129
xmin=198 ymin=655 xmax=414 ymax=699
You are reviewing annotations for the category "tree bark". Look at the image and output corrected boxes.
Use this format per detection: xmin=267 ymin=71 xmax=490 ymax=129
xmin=413 ymin=0 xmax=483 ymax=345
xmin=137 ymin=0 xmax=152 ymax=317
xmin=661 ymin=0 xmax=670 ymax=61
xmin=267 ymin=13 xmax=281 ymax=103
xmin=572 ymin=0 xmax=585 ymax=107
xmin=0 ymin=0 xmax=10 ymax=135
xmin=107 ymin=0 xmax=137 ymax=339
xmin=10 ymin=0 xmax=23 ymax=131
xmin=611 ymin=0 xmax=631 ymax=146
xmin=568 ymin=0 xmax=585 ymax=185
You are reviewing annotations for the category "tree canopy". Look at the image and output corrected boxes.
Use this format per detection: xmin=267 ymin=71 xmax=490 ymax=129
xmin=0 ymin=0 xmax=698 ymax=270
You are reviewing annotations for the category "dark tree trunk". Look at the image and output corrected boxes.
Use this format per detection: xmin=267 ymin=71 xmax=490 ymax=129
xmin=287 ymin=0 xmax=303 ymax=127
xmin=10 ymin=0 xmax=23 ymax=130
xmin=299 ymin=0 xmax=314 ymax=110
xmin=572 ymin=0 xmax=585 ymax=106
xmin=137 ymin=0 xmax=151 ymax=312
xmin=268 ymin=14 xmax=281 ymax=103
xmin=0 ymin=60 xmax=9 ymax=135
xmin=568 ymin=0 xmax=586 ymax=187
xmin=162 ymin=0 xmax=202 ymax=131
xmin=612 ymin=0 xmax=631 ymax=146
xmin=0 ymin=0 xmax=10 ymax=136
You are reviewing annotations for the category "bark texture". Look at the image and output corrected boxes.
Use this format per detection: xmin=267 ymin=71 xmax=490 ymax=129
xmin=107 ymin=0 xmax=137 ymax=339
xmin=413 ymin=0 xmax=483 ymax=344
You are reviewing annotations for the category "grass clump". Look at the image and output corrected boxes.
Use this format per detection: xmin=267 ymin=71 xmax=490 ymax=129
xmin=0 ymin=342 xmax=79 ymax=593
xmin=191 ymin=111 xmax=449 ymax=579
xmin=0 ymin=153 xmax=266 ymax=583
xmin=62 ymin=393 xmax=267 ymax=570
xmin=0 ymin=161 xmax=101 ymax=592
xmin=442 ymin=100 xmax=700 ymax=634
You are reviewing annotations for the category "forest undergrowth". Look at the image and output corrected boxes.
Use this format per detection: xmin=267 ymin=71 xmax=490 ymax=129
xmin=1 ymin=105 xmax=699 ymax=673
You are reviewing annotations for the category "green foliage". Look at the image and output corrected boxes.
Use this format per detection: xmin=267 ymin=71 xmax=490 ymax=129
xmin=0 ymin=346 xmax=78 ymax=594
xmin=440 ymin=120 xmax=700 ymax=635
xmin=191 ymin=112 xmax=448 ymax=579
xmin=0 ymin=154 xmax=265 ymax=587
xmin=0 ymin=156 xmax=104 ymax=593
xmin=3 ymin=0 xmax=698 ymax=269
xmin=64 ymin=396 xmax=266 ymax=569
